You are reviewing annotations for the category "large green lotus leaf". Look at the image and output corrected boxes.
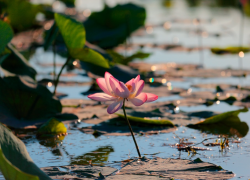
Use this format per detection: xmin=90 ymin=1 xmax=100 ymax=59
xmin=43 ymin=22 xmax=59 ymax=51
xmin=117 ymin=114 xmax=174 ymax=126
xmin=187 ymin=108 xmax=249 ymax=137
xmin=80 ymin=61 xmax=140 ymax=82
xmin=0 ymin=148 xmax=39 ymax=180
xmin=7 ymin=0 xmax=40 ymax=32
xmin=0 ymin=76 xmax=62 ymax=128
xmin=84 ymin=3 xmax=146 ymax=49
xmin=54 ymin=13 xmax=86 ymax=50
xmin=1 ymin=44 xmax=37 ymax=80
xmin=0 ymin=20 xmax=13 ymax=54
xmin=0 ymin=47 xmax=11 ymax=64
xmin=107 ymin=50 xmax=151 ymax=65
xmin=70 ymin=48 xmax=109 ymax=68
xmin=37 ymin=118 xmax=67 ymax=138
xmin=0 ymin=123 xmax=51 ymax=179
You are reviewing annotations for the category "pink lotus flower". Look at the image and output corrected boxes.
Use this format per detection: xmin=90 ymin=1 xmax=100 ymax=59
xmin=88 ymin=72 xmax=158 ymax=114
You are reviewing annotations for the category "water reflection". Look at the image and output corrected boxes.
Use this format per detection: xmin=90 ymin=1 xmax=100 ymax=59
xmin=70 ymin=146 xmax=114 ymax=165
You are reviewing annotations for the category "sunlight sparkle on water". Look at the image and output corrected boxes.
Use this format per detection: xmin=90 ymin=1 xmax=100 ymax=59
xmin=146 ymin=26 xmax=153 ymax=34
xmin=47 ymin=82 xmax=53 ymax=87
xmin=83 ymin=9 xmax=91 ymax=17
xmin=161 ymin=79 xmax=167 ymax=84
xmin=163 ymin=22 xmax=171 ymax=30
xmin=151 ymin=65 xmax=156 ymax=71
xmin=149 ymin=78 xmax=154 ymax=83
xmin=239 ymin=51 xmax=244 ymax=58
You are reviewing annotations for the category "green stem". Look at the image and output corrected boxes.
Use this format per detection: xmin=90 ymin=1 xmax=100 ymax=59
xmin=53 ymin=57 xmax=70 ymax=95
xmin=122 ymin=99 xmax=141 ymax=158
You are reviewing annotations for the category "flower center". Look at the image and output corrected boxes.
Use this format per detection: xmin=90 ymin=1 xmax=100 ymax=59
xmin=126 ymin=84 xmax=133 ymax=92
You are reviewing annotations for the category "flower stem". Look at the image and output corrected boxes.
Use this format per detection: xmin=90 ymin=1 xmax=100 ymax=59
xmin=53 ymin=57 xmax=70 ymax=95
xmin=52 ymin=43 xmax=56 ymax=83
xmin=122 ymin=99 xmax=141 ymax=158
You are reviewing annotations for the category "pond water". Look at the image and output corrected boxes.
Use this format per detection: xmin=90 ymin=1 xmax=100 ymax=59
xmin=3 ymin=0 xmax=250 ymax=179
xmin=22 ymin=102 xmax=250 ymax=179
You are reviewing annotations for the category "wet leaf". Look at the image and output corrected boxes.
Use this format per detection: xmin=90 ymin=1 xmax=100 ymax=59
xmin=37 ymin=118 xmax=67 ymax=138
xmin=117 ymin=114 xmax=174 ymax=126
xmin=84 ymin=3 xmax=146 ymax=49
xmin=0 ymin=20 xmax=13 ymax=54
xmin=188 ymin=108 xmax=249 ymax=137
xmin=1 ymin=44 xmax=37 ymax=80
xmin=192 ymin=108 xmax=248 ymax=125
xmin=0 ymin=123 xmax=51 ymax=179
xmin=0 ymin=148 xmax=39 ymax=180
xmin=0 ymin=76 xmax=62 ymax=128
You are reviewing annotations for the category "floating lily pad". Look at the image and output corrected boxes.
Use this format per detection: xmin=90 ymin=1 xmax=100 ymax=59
xmin=0 ymin=123 xmax=51 ymax=179
xmin=211 ymin=46 xmax=250 ymax=55
xmin=79 ymin=116 xmax=176 ymax=137
xmin=84 ymin=3 xmax=146 ymax=49
xmin=0 ymin=148 xmax=39 ymax=180
xmin=117 ymin=114 xmax=174 ymax=126
xmin=41 ymin=157 xmax=234 ymax=179
xmin=0 ymin=76 xmax=62 ymax=128
xmin=193 ymin=108 xmax=248 ymax=125
xmin=37 ymin=118 xmax=67 ymax=138
xmin=41 ymin=164 xmax=116 ymax=179
xmin=188 ymin=108 xmax=249 ymax=137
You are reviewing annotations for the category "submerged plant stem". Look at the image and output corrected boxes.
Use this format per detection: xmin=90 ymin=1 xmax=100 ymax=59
xmin=122 ymin=99 xmax=141 ymax=158
xmin=53 ymin=57 xmax=70 ymax=95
